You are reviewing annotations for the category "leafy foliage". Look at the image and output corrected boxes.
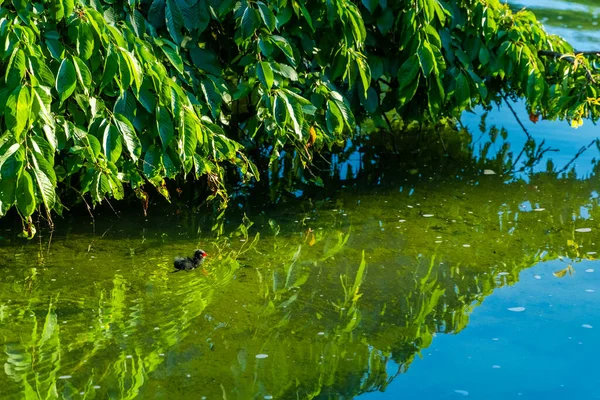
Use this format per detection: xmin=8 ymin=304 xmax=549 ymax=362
xmin=0 ymin=0 xmax=598 ymax=236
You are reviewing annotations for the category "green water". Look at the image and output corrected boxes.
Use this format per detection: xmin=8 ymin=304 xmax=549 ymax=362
xmin=2 ymin=128 xmax=600 ymax=399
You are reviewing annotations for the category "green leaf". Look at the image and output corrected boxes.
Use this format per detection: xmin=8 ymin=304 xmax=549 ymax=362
xmin=166 ymin=0 xmax=184 ymax=44
xmin=326 ymin=99 xmax=344 ymax=135
xmin=361 ymin=0 xmax=378 ymax=13
xmin=356 ymin=56 xmax=371 ymax=97
xmin=15 ymin=86 xmax=30 ymax=138
xmin=5 ymin=48 xmax=26 ymax=89
xmin=417 ymin=41 xmax=436 ymax=77
xmin=160 ymin=44 xmax=184 ymax=75
xmin=397 ymin=55 xmax=420 ymax=91
xmin=16 ymin=169 xmax=36 ymax=217
xmin=100 ymin=50 xmax=118 ymax=90
xmin=77 ymin=23 xmax=94 ymax=61
xmin=240 ymin=6 xmax=259 ymax=40
xmin=181 ymin=108 xmax=198 ymax=161
xmin=114 ymin=114 xmax=142 ymax=162
xmin=143 ymin=144 xmax=162 ymax=178
xmin=280 ymin=91 xmax=303 ymax=137
xmin=156 ymin=106 xmax=175 ymax=149
xmin=273 ymin=94 xmax=287 ymax=128
xmin=62 ymin=0 xmax=74 ymax=18
xmin=189 ymin=48 xmax=222 ymax=75
xmin=0 ymin=142 xmax=20 ymax=170
xmin=102 ymin=124 xmax=122 ymax=162
xmin=29 ymin=57 xmax=55 ymax=87
xmin=30 ymin=152 xmax=57 ymax=210
xmin=200 ymin=77 xmax=222 ymax=119
xmin=455 ymin=72 xmax=470 ymax=107
xmin=257 ymin=61 xmax=274 ymax=90
xmin=56 ymin=58 xmax=77 ymax=103
xmin=271 ymin=35 xmax=296 ymax=66
xmin=72 ymin=56 xmax=92 ymax=91
xmin=256 ymin=1 xmax=276 ymax=31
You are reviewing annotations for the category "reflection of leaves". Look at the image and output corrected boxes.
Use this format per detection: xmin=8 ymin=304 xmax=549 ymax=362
xmin=553 ymin=264 xmax=574 ymax=278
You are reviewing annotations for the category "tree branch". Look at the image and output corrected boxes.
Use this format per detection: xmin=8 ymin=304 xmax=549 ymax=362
xmin=538 ymin=50 xmax=598 ymax=83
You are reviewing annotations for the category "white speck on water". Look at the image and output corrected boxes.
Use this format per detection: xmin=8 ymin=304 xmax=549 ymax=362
xmin=586 ymin=269 xmax=595 ymax=273
xmin=256 ymin=354 xmax=269 ymax=359
xmin=463 ymin=244 xmax=471 ymax=248
xmin=534 ymin=208 xmax=545 ymax=212
xmin=582 ymin=324 xmax=593 ymax=329
xmin=585 ymin=289 xmax=595 ymax=293
xmin=483 ymin=169 xmax=496 ymax=175
xmin=575 ymin=228 xmax=592 ymax=233
xmin=508 ymin=307 xmax=526 ymax=312
xmin=492 ymin=338 xmax=499 ymax=341
xmin=126 ymin=355 xmax=132 ymax=359
xmin=423 ymin=214 xmax=434 ymax=217
xmin=534 ymin=275 xmax=541 ymax=280
xmin=454 ymin=389 xmax=469 ymax=396
xmin=492 ymin=365 xmax=501 ymax=369
xmin=317 ymin=332 xmax=325 ymax=335
xmin=58 ymin=375 xmax=72 ymax=379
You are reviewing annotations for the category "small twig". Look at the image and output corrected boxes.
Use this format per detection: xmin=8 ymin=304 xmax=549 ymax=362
xmin=502 ymin=93 xmax=532 ymax=140
xmin=557 ymin=139 xmax=598 ymax=174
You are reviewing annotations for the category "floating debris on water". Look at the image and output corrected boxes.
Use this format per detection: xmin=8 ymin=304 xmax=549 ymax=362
xmin=582 ymin=324 xmax=593 ymax=329
xmin=454 ymin=389 xmax=469 ymax=396
xmin=508 ymin=307 xmax=526 ymax=312
xmin=585 ymin=289 xmax=595 ymax=293
xmin=492 ymin=365 xmax=501 ymax=369
xmin=586 ymin=269 xmax=595 ymax=273
xmin=534 ymin=275 xmax=541 ymax=280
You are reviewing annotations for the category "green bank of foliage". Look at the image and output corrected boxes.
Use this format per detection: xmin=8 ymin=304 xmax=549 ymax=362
xmin=0 ymin=0 xmax=598 ymax=236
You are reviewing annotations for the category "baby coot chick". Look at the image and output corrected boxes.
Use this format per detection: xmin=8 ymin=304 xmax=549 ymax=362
xmin=173 ymin=249 xmax=208 ymax=272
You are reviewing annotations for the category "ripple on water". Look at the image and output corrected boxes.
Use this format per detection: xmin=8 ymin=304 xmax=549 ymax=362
xmin=507 ymin=307 xmax=526 ymax=312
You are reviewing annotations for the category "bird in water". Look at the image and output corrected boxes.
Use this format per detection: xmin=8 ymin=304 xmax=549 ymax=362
xmin=173 ymin=249 xmax=208 ymax=272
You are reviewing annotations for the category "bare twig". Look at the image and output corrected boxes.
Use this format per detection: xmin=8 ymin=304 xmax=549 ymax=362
xmin=557 ymin=139 xmax=598 ymax=174
xmin=501 ymin=93 xmax=532 ymax=140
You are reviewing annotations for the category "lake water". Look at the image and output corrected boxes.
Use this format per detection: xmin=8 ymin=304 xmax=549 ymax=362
xmin=1 ymin=3 xmax=600 ymax=399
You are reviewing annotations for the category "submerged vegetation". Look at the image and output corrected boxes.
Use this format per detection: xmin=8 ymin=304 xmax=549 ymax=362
xmin=0 ymin=0 xmax=599 ymax=235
